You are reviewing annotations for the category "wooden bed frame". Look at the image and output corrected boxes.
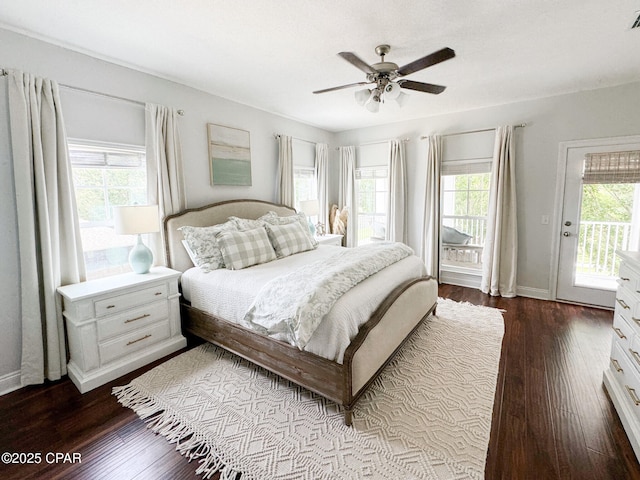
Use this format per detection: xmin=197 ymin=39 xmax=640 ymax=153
xmin=164 ymin=199 xmax=438 ymax=425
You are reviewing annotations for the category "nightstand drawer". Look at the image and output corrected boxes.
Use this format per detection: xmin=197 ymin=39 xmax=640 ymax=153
xmin=97 ymin=301 xmax=168 ymax=341
xmin=95 ymin=283 xmax=168 ymax=317
xmin=620 ymin=262 xmax=640 ymax=295
xmin=99 ymin=320 xmax=171 ymax=365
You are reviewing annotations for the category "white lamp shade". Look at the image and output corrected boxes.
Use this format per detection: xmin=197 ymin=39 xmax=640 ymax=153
xmin=394 ymin=90 xmax=409 ymax=107
xmin=113 ymin=205 xmax=160 ymax=235
xmin=300 ymin=199 xmax=319 ymax=216
xmin=354 ymin=89 xmax=371 ymax=106
xmin=384 ymin=82 xmax=401 ymax=100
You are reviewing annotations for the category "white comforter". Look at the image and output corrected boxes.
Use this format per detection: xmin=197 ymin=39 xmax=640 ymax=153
xmin=181 ymin=245 xmax=427 ymax=363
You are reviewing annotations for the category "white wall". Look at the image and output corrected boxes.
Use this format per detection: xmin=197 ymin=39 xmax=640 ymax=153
xmin=0 ymin=28 xmax=337 ymax=393
xmin=2 ymin=25 xmax=639 ymax=394
xmin=335 ymin=81 xmax=640 ymax=298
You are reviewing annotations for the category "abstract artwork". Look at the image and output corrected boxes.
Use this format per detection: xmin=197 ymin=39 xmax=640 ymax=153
xmin=207 ymin=123 xmax=252 ymax=186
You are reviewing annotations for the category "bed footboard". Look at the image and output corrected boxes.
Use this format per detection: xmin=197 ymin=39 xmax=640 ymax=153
xmin=342 ymin=277 xmax=438 ymax=423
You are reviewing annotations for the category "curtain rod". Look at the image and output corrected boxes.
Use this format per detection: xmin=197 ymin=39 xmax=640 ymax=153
xmin=273 ymin=134 xmax=322 ymax=146
xmin=335 ymin=137 xmax=410 ymax=151
xmin=61 ymin=84 xmax=185 ymax=116
xmin=0 ymin=66 xmax=184 ymax=116
xmin=420 ymin=123 xmax=526 ymax=140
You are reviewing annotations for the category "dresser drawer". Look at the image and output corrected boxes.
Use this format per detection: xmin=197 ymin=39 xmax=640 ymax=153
xmin=615 ymin=286 xmax=640 ymax=326
xmin=613 ymin=312 xmax=635 ymax=352
xmin=611 ymin=341 xmax=640 ymax=410
xmin=99 ymin=320 xmax=171 ymax=365
xmin=619 ymin=262 xmax=640 ymax=295
xmin=629 ymin=335 xmax=640 ymax=374
xmin=97 ymin=301 xmax=168 ymax=341
xmin=94 ymin=283 xmax=168 ymax=317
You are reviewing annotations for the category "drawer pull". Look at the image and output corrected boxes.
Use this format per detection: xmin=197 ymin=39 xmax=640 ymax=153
xmin=634 ymin=317 xmax=640 ymax=325
xmin=611 ymin=358 xmax=624 ymax=373
xmin=613 ymin=327 xmax=627 ymax=339
xmin=626 ymin=385 xmax=640 ymax=406
xmin=620 ymin=277 xmax=631 ymax=282
xmin=617 ymin=298 xmax=630 ymax=310
xmin=106 ymin=305 xmax=116 ymax=309
xmin=124 ymin=313 xmax=151 ymax=324
xmin=154 ymin=292 xmax=163 ymax=296
xmin=630 ymin=349 xmax=640 ymax=366
xmin=126 ymin=334 xmax=152 ymax=346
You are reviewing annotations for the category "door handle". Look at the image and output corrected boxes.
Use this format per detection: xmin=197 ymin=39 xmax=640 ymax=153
xmin=563 ymin=232 xmax=571 ymax=237
xmin=564 ymin=221 xmax=572 ymax=226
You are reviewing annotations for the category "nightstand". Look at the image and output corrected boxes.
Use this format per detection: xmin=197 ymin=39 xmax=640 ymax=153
xmin=315 ymin=234 xmax=344 ymax=246
xmin=57 ymin=267 xmax=187 ymax=393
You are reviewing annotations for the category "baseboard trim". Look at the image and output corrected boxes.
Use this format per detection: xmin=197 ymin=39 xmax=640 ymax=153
xmin=516 ymin=286 xmax=551 ymax=300
xmin=0 ymin=370 xmax=22 ymax=396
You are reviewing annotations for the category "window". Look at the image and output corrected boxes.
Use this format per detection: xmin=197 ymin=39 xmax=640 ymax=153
xmin=356 ymin=167 xmax=388 ymax=245
xmin=69 ymin=141 xmax=147 ymax=279
xmin=293 ymin=166 xmax=316 ymax=212
xmin=441 ymin=166 xmax=491 ymax=270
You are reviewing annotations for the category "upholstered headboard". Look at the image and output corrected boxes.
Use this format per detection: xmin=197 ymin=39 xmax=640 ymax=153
xmin=163 ymin=199 xmax=296 ymax=272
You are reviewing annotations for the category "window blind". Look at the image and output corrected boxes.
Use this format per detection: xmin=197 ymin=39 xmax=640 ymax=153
xmin=441 ymin=158 xmax=492 ymax=176
xmin=583 ymin=150 xmax=640 ymax=184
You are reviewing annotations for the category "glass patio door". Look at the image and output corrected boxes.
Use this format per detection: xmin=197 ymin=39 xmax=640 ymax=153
xmin=556 ymin=139 xmax=640 ymax=308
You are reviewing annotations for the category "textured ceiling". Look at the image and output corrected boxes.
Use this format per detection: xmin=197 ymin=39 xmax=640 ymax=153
xmin=1 ymin=0 xmax=639 ymax=132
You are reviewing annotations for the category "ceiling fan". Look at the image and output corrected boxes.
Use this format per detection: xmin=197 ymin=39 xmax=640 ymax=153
xmin=313 ymin=44 xmax=455 ymax=112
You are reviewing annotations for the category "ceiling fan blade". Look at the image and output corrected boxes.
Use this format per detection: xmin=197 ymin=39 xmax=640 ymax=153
xmin=398 ymin=80 xmax=447 ymax=94
xmin=313 ymin=82 xmax=370 ymax=94
xmin=396 ymin=47 xmax=455 ymax=77
xmin=338 ymin=52 xmax=376 ymax=75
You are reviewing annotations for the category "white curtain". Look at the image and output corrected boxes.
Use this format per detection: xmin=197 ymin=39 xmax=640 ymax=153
xmin=145 ymin=103 xmax=186 ymax=266
xmin=8 ymin=71 xmax=86 ymax=385
xmin=421 ymin=135 xmax=442 ymax=280
xmin=315 ymin=143 xmax=329 ymax=230
xmin=481 ymin=125 xmax=518 ymax=297
xmin=277 ymin=134 xmax=294 ymax=207
xmin=387 ymin=139 xmax=407 ymax=243
xmin=339 ymin=146 xmax=357 ymax=247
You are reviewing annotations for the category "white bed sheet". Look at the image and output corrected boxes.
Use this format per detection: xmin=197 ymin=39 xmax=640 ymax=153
xmin=181 ymin=245 xmax=427 ymax=364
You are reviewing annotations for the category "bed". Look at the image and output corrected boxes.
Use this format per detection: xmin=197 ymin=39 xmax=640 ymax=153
xmin=164 ymin=199 xmax=438 ymax=425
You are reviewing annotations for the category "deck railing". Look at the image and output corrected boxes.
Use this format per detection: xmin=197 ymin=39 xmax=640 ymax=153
xmin=577 ymin=221 xmax=633 ymax=277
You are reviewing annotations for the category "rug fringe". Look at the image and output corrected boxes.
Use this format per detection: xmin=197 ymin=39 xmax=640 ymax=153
xmin=113 ymin=384 xmax=245 ymax=480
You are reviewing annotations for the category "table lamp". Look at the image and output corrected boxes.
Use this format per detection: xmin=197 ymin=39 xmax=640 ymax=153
xmin=113 ymin=205 xmax=160 ymax=274
xmin=300 ymin=200 xmax=319 ymax=236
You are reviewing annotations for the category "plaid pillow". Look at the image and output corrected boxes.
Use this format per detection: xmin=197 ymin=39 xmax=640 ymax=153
xmin=216 ymin=227 xmax=277 ymax=270
xmin=228 ymin=212 xmax=278 ymax=231
xmin=178 ymin=221 xmax=237 ymax=271
xmin=264 ymin=212 xmax=318 ymax=247
xmin=265 ymin=222 xmax=316 ymax=258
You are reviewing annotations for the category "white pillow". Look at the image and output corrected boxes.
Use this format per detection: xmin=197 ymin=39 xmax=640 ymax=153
xmin=265 ymin=221 xmax=316 ymax=258
xmin=178 ymin=221 xmax=237 ymax=272
xmin=216 ymin=227 xmax=277 ymax=270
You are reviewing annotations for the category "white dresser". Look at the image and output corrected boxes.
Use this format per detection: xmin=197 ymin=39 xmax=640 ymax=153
xmin=603 ymin=251 xmax=640 ymax=461
xmin=58 ymin=267 xmax=187 ymax=393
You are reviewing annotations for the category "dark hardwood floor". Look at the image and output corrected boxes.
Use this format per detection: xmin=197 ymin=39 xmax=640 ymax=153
xmin=1 ymin=285 xmax=640 ymax=479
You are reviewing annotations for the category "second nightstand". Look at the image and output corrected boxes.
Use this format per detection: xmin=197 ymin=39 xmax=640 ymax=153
xmin=315 ymin=234 xmax=344 ymax=246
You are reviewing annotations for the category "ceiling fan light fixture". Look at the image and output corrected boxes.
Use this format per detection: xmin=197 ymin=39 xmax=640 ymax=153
xmin=394 ymin=90 xmax=409 ymax=108
xmin=364 ymin=89 xmax=382 ymax=112
xmin=354 ymin=88 xmax=371 ymax=106
xmin=365 ymin=99 xmax=380 ymax=113
xmin=384 ymin=81 xmax=401 ymax=100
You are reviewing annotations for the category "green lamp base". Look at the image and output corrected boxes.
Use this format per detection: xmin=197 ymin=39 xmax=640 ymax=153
xmin=129 ymin=234 xmax=153 ymax=274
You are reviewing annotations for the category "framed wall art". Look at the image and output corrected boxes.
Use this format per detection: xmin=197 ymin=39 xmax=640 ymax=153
xmin=207 ymin=123 xmax=252 ymax=186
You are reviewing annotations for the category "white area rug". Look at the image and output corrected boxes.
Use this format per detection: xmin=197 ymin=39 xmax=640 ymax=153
xmin=113 ymin=298 xmax=504 ymax=480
